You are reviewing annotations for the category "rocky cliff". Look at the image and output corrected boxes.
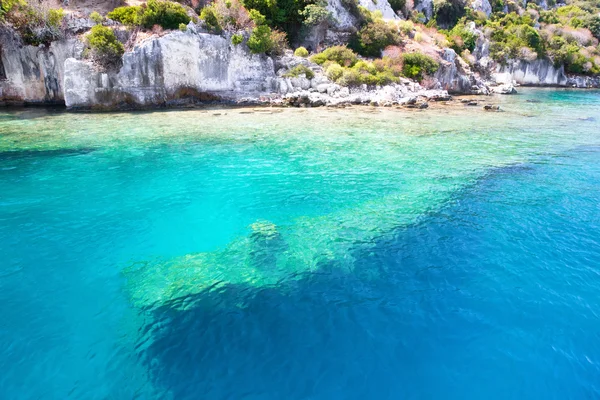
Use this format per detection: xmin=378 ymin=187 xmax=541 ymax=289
xmin=64 ymin=28 xmax=276 ymax=109
xmin=0 ymin=28 xmax=83 ymax=105
xmin=493 ymin=59 xmax=600 ymax=88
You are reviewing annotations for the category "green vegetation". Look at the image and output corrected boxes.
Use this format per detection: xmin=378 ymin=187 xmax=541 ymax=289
xmin=179 ymin=22 xmax=187 ymax=31
xmin=402 ymin=52 xmax=439 ymax=81
xmin=299 ymin=1 xmax=332 ymax=26
xmin=107 ymin=0 xmax=190 ymax=30
xmin=433 ymin=0 xmax=466 ymax=28
xmin=107 ymin=5 xmax=140 ymax=25
xmin=242 ymin=0 xmax=312 ymax=42
xmin=311 ymin=45 xmax=358 ymax=67
xmin=200 ymin=5 xmax=222 ymax=33
xmin=442 ymin=20 xmax=477 ymax=53
xmin=231 ymin=33 xmax=244 ymax=45
xmin=312 ymin=46 xmax=437 ymax=86
xmin=247 ymin=24 xmax=273 ymax=53
xmin=86 ymin=25 xmax=124 ymax=67
xmin=3 ymin=2 xmax=65 ymax=45
xmin=294 ymin=46 xmax=309 ymax=57
xmin=482 ymin=7 xmax=600 ymax=75
xmin=350 ymin=17 xmax=401 ymax=57
xmin=243 ymin=9 xmax=287 ymax=54
xmin=90 ymin=11 xmax=103 ymax=24
xmin=0 ymin=0 xmax=21 ymax=19
xmin=283 ymin=64 xmax=315 ymax=79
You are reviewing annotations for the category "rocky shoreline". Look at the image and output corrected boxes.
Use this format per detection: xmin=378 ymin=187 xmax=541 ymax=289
xmin=1 ymin=21 xmax=598 ymax=111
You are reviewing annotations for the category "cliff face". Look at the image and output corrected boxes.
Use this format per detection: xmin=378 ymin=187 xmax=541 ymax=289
xmin=435 ymin=48 xmax=488 ymax=94
xmin=494 ymin=59 xmax=600 ymax=88
xmin=64 ymin=30 xmax=275 ymax=109
xmin=0 ymin=28 xmax=83 ymax=105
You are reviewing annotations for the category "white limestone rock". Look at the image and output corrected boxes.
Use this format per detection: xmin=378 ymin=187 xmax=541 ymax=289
xmin=64 ymin=31 xmax=275 ymax=109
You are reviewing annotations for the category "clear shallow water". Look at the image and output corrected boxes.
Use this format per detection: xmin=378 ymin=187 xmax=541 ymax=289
xmin=1 ymin=89 xmax=600 ymax=399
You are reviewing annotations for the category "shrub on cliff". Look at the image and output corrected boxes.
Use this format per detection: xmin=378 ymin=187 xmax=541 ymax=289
xmin=443 ymin=21 xmax=477 ymax=53
xmin=138 ymin=0 xmax=191 ymax=29
xmin=86 ymin=25 xmax=125 ymax=68
xmin=350 ymin=19 xmax=401 ymax=57
xmin=245 ymin=10 xmax=288 ymax=55
xmin=283 ymin=64 xmax=315 ymax=79
xmin=200 ymin=6 xmax=223 ymax=33
xmin=247 ymin=24 xmax=273 ymax=53
xmin=401 ymin=52 xmax=439 ymax=81
xmin=294 ymin=47 xmax=309 ymax=57
xmin=4 ymin=3 xmax=65 ymax=45
xmin=107 ymin=5 xmax=142 ymax=25
xmin=311 ymin=46 xmax=358 ymax=67
xmin=299 ymin=1 xmax=332 ymax=26
xmin=433 ymin=0 xmax=466 ymax=28
xmin=269 ymin=29 xmax=288 ymax=56
xmin=107 ymin=0 xmax=190 ymax=30
xmin=0 ymin=0 xmax=20 ymax=19
xmin=208 ymin=0 xmax=254 ymax=31
xmin=231 ymin=33 xmax=244 ymax=45
xmin=90 ymin=11 xmax=104 ymax=24
xmin=242 ymin=0 xmax=309 ymax=42
xmin=487 ymin=13 xmax=545 ymax=62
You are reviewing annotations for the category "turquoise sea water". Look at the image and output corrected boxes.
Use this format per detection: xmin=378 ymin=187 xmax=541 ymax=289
xmin=1 ymin=89 xmax=600 ymax=399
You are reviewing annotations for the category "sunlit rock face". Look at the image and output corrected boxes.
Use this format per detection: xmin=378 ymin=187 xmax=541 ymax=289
xmin=493 ymin=59 xmax=568 ymax=86
xmin=64 ymin=31 xmax=276 ymax=109
xmin=435 ymin=48 xmax=488 ymax=94
xmin=0 ymin=28 xmax=82 ymax=105
xmin=470 ymin=0 xmax=492 ymax=17
xmin=358 ymin=0 xmax=399 ymax=20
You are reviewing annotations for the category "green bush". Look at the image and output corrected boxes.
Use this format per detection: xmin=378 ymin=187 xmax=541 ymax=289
xmin=350 ymin=19 xmax=401 ymax=57
xmin=487 ymin=13 xmax=545 ymax=62
xmin=299 ymin=2 xmax=332 ymax=26
xmin=444 ymin=21 xmax=477 ymax=53
xmin=90 ymin=11 xmax=103 ymax=24
xmin=325 ymin=63 xmax=344 ymax=80
xmin=179 ymin=22 xmax=187 ymax=31
xmin=200 ymin=6 xmax=222 ymax=33
xmin=138 ymin=0 xmax=190 ymax=29
xmin=294 ymin=46 xmax=309 ymax=57
xmin=107 ymin=5 xmax=142 ymax=25
xmin=86 ymin=25 xmax=124 ymax=67
xmin=546 ymin=34 xmax=600 ymax=74
xmin=107 ymin=0 xmax=190 ymax=30
xmin=231 ymin=33 xmax=244 ymax=45
xmin=283 ymin=64 xmax=315 ymax=79
xmin=320 ymin=55 xmax=402 ymax=86
xmin=4 ymin=3 xmax=65 ymax=45
xmin=242 ymin=0 xmax=307 ymax=42
xmin=401 ymin=52 xmax=439 ymax=81
xmin=0 ymin=0 xmax=20 ymax=19
xmin=269 ymin=29 xmax=288 ymax=56
xmin=311 ymin=46 xmax=358 ymax=67
xmin=584 ymin=15 xmax=600 ymax=40
xmin=247 ymin=25 xmax=274 ymax=53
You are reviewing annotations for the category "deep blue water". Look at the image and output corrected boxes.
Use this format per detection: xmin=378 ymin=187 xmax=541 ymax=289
xmin=1 ymin=90 xmax=600 ymax=399
xmin=143 ymin=148 xmax=600 ymax=399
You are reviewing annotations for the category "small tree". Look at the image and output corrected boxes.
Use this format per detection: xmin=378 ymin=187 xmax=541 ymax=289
xmin=86 ymin=25 xmax=125 ymax=68
xmin=402 ymin=52 xmax=439 ymax=81
xmin=247 ymin=25 xmax=273 ymax=53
